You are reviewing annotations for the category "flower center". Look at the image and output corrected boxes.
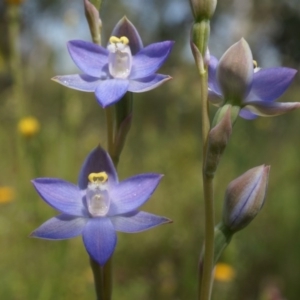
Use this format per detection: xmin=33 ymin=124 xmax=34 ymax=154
xmin=253 ymin=60 xmax=260 ymax=73
xmin=107 ymin=36 xmax=132 ymax=79
xmin=86 ymin=172 xmax=110 ymax=217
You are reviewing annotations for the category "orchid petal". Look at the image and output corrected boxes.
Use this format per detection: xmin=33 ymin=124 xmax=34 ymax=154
xmin=82 ymin=217 xmax=117 ymax=266
xmin=30 ymin=214 xmax=87 ymax=239
xmin=78 ymin=146 xmax=118 ymax=190
xmin=32 ymin=179 xmax=87 ymax=217
xmin=111 ymin=210 xmax=171 ymax=233
xmin=130 ymin=41 xmax=174 ymax=79
xmin=95 ymin=79 xmax=129 ymax=108
xmin=52 ymin=74 xmax=101 ymax=92
xmin=110 ymin=17 xmax=143 ymax=55
xmin=217 ymin=39 xmax=253 ymax=103
xmin=128 ymin=74 xmax=171 ymax=92
xmin=108 ymin=174 xmax=163 ymax=216
xmin=208 ymin=89 xmax=223 ymax=106
xmin=208 ymin=55 xmax=221 ymax=94
xmin=67 ymin=40 xmax=108 ymax=77
xmin=246 ymin=67 xmax=297 ymax=102
xmin=244 ymin=101 xmax=300 ymax=117
xmin=239 ymin=108 xmax=258 ymax=120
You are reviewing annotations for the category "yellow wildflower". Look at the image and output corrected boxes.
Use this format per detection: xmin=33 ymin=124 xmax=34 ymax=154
xmin=0 ymin=186 xmax=15 ymax=204
xmin=18 ymin=116 xmax=40 ymax=137
xmin=214 ymin=263 xmax=235 ymax=282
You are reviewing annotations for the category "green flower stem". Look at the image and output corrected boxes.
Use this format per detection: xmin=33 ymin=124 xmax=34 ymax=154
xmin=199 ymin=175 xmax=215 ymax=300
xmin=98 ymin=106 xmax=117 ymax=300
xmin=197 ymin=51 xmax=214 ymax=300
xmin=102 ymin=257 xmax=113 ymax=300
xmin=105 ymin=106 xmax=115 ymax=155
xmin=191 ymin=17 xmax=215 ymax=300
xmin=89 ymin=257 xmax=105 ymax=300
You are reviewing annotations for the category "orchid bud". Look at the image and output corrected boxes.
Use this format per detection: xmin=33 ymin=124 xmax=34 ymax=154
xmin=223 ymin=165 xmax=270 ymax=232
xmin=84 ymin=0 xmax=102 ymax=45
xmin=192 ymin=21 xmax=210 ymax=58
xmin=189 ymin=0 xmax=217 ymax=21
xmin=204 ymin=105 xmax=232 ymax=177
xmin=217 ymin=39 xmax=253 ymax=107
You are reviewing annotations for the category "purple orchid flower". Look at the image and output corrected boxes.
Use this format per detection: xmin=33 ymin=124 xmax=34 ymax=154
xmin=208 ymin=39 xmax=300 ymax=120
xmin=30 ymin=146 xmax=171 ymax=266
xmin=52 ymin=17 xmax=174 ymax=108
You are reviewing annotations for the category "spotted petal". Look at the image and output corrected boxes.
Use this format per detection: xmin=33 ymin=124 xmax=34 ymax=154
xmin=108 ymin=174 xmax=163 ymax=216
xmin=246 ymin=67 xmax=297 ymax=102
xmin=95 ymin=79 xmax=129 ymax=108
xmin=128 ymin=74 xmax=171 ymax=92
xmin=32 ymin=179 xmax=87 ymax=217
xmin=30 ymin=214 xmax=87 ymax=239
xmin=111 ymin=210 xmax=171 ymax=233
xmin=52 ymin=74 xmax=101 ymax=92
xmin=78 ymin=146 xmax=118 ymax=190
xmin=130 ymin=41 xmax=174 ymax=79
xmin=67 ymin=40 xmax=109 ymax=77
xmin=82 ymin=217 xmax=117 ymax=266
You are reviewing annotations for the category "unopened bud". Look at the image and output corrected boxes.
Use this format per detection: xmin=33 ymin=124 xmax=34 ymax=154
xmin=223 ymin=165 xmax=270 ymax=232
xmin=204 ymin=105 xmax=232 ymax=177
xmin=84 ymin=0 xmax=102 ymax=45
xmin=189 ymin=0 xmax=217 ymax=21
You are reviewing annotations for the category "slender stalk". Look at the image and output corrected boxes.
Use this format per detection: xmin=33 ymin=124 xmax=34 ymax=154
xmin=102 ymin=257 xmax=113 ymax=300
xmin=89 ymin=257 xmax=105 ymax=300
xmin=198 ymin=67 xmax=215 ymax=300
xmin=105 ymin=107 xmax=114 ymax=155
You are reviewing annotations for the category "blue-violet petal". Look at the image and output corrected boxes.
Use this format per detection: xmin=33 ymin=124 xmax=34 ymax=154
xmin=110 ymin=17 xmax=143 ymax=55
xmin=108 ymin=174 xmax=163 ymax=216
xmin=128 ymin=74 xmax=171 ymax=92
xmin=82 ymin=217 xmax=117 ymax=266
xmin=246 ymin=67 xmax=297 ymax=102
xmin=130 ymin=41 xmax=174 ymax=80
xmin=111 ymin=210 xmax=171 ymax=233
xmin=32 ymin=179 xmax=86 ymax=216
xmin=67 ymin=40 xmax=109 ymax=77
xmin=95 ymin=79 xmax=129 ymax=108
xmin=30 ymin=214 xmax=87 ymax=239
xmin=52 ymin=74 xmax=101 ymax=92
xmin=78 ymin=146 xmax=118 ymax=190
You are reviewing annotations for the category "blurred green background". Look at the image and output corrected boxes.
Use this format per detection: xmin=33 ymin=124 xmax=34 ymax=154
xmin=1 ymin=0 xmax=300 ymax=299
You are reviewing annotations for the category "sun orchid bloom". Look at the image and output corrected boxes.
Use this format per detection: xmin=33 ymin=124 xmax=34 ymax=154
xmin=208 ymin=39 xmax=300 ymax=119
xmin=30 ymin=146 xmax=171 ymax=266
xmin=52 ymin=17 xmax=174 ymax=108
